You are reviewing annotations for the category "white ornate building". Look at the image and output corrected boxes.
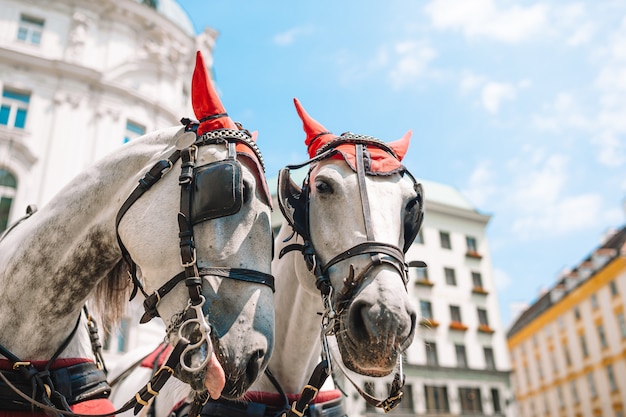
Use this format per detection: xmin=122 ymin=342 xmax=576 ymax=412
xmin=0 ymin=0 xmax=217 ymax=361
xmin=0 ymin=0 xmax=217 ymax=231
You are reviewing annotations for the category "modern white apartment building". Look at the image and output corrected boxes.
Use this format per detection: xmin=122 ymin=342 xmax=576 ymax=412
xmin=0 ymin=0 xmax=215 ymax=363
xmin=269 ymin=173 xmax=515 ymax=417
xmin=507 ymin=226 xmax=626 ymax=417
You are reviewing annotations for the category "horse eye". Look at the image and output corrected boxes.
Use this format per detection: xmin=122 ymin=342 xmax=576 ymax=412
xmin=315 ymin=180 xmax=333 ymax=194
xmin=242 ymin=180 xmax=251 ymax=203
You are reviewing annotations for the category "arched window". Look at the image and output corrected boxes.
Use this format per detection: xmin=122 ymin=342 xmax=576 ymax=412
xmin=0 ymin=168 xmax=17 ymax=232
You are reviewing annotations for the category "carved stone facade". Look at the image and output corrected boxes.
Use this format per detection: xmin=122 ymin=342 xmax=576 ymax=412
xmin=0 ymin=0 xmax=216 ymax=223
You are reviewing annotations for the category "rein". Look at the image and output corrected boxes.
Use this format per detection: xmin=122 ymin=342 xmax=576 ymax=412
xmin=276 ymin=135 xmax=418 ymax=415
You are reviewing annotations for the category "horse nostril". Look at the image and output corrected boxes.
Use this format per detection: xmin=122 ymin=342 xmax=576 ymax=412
xmin=348 ymin=300 xmax=374 ymax=341
xmin=245 ymin=349 xmax=264 ymax=385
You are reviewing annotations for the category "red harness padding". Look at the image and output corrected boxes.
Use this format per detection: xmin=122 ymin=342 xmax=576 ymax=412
xmin=140 ymin=343 xmax=173 ymax=369
xmin=0 ymin=358 xmax=115 ymax=416
xmin=0 ymin=399 xmax=116 ymax=417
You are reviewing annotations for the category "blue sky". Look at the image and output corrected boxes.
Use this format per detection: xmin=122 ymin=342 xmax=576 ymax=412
xmin=178 ymin=0 xmax=626 ymax=328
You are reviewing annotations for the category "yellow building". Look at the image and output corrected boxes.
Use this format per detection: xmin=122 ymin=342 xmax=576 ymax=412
xmin=507 ymin=225 xmax=626 ymax=417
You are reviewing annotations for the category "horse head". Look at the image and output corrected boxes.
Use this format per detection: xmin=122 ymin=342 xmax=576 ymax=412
xmin=116 ymin=52 xmax=274 ymax=400
xmin=278 ymin=98 xmax=423 ymax=377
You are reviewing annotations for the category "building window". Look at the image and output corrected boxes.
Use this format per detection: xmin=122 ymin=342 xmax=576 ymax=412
xmin=364 ymin=382 xmax=376 ymax=411
xmin=104 ymin=317 xmax=129 ymax=353
xmin=415 ymin=229 xmax=423 ymax=244
xmin=424 ymin=385 xmax=449 ymax=413
xmin=444 ymin=267 xmax=456 ymax=285
xmin=617 ymin=312 xmax=626 ymax=339
xmin=484 ymin=347 xmax=495 ymax=370
xmin=0 ymin=169 xmax=17 ymax=233
xmin=465 ymin=236 xmax=481 ymax=258
xmin=590 ymin=293 xmax=598 ymax=309
xmin=557 ymin=385 xmax=564 ymax=408
xmin=413 ymin=264 xmax=429 ymax=282
xmin=597 ymin=324 xmax=608 ymax=349
xmin=610 ymin=280 xmax=619 ymax=296
xmin=490 ymin=388 xmax=501 ymax=413
xmin=570 ymin=380 xmax=579 ymax=404
xmin=425 ymin=341 xmax=438 ymax=366
xmin=17 ymin=15 xmax=44 ymax=45
xmin=558 ymin=315 xmax=565 ymax=330
xmin=450 ymin=305 xmax=462 ymax=323
xmin=586 ymin=372 xmax=597 ymax=397
xmin=574 ymin=306 xmax=581 ymax=320
xmin=459 ymin=387 xmax=482 ymax=413
xmin=471 ymin=271 xmax=483 ymax=288
xmin=455 ymin=344 xmax=468 ymax=368
xmin=1 ymin=88 xmax=30 ymax=129
xmin=466 ymin=235 xmax=478 ymax=252
xmin=606 ymin=364 xmax=617 ymax=391
xmin=124 ymin=120 xmax=145 ymax=143
xmin=580 ymin=334 xmax=588 ymax=357
xmin=477 ymin=308 xmax=490 ymax=326
xmin=439 ymin=231 xmax=451 ymax=249
xmin=391 ymin=383 xmax=413 ymax=411
xmin=550 ymin=350 xmax=558 ymax=374
xmin=564 ymin=343 xmax=571 ymax=366
xmin=420 ymin=300 xmax=433 ymax=320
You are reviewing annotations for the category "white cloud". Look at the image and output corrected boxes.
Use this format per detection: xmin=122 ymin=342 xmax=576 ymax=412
xmin=462 ymin=160 xmax=497 ymax=207
xmin=511 ymin=193 xmax=603 ymax=238
xmin=388 ymin=41 xmax=437 ymax=89
xmin=481 ymin=82 xmax=516 ymax=113
xmin=272 ymin=26 xmax=313 ymax=46
xmin=460 ymin=71 xmax=486 ymax=95
xmin=424 ymin=0 xmax=549 ymax=43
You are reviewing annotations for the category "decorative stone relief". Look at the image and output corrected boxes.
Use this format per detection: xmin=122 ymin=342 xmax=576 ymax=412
xmin=67 ymin=12 xmax=90 ymax=62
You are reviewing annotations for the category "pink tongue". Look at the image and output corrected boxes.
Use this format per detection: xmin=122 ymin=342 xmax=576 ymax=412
xmin=204 ymin=352 xmax=225 ymax=399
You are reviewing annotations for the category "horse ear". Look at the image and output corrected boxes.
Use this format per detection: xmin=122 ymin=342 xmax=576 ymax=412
xmin=388 ymin=130 xmax=412 ymax=162
xmin=293 ymin=98 xmax=334 ymax=158
xmin=250 ymin=130 xmax=258 ymax=142
xmin=192 ymin=51 xmax=237 ymax=134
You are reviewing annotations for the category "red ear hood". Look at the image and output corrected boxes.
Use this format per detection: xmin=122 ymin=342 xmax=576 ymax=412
xmin=192 ymin=50 xmax=237 ymax=135
xmin=293 ymin=98 xmax=335 ymax=159
xmin=293 ymin=98 xmax=412 ymax=174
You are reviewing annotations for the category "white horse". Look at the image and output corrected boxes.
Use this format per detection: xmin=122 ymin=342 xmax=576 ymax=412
xmin=107 ymin=98 xmax=424 ymax=417
xmin=0 ymin=51 xmax=275 ymax=416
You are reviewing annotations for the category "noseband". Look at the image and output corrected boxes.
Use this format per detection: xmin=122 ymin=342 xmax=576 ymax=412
xmin=277 ymin=133 xmax=425 ymax=415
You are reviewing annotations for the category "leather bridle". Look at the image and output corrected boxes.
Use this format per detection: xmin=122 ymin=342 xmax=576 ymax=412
xmin=0 ymin=118 xmax=275 ymax=417
xmin=276 ymin=133 xmax=425 ymax=415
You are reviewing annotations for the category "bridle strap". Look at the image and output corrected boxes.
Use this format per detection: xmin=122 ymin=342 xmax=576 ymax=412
xmin=116 ymin=154 xmax=180 ymax=300
xmin=140 ymin=267 xmax=275 ymax=323
xmin=354 ymin=144 xmax=373 ymax=241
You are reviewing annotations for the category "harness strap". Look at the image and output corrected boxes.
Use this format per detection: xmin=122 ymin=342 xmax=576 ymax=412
xmin=116 ymin=153 xmax=180 ymax=300
xmin=0 ymin=315 xmax=85 ymax=415
xmin=282 ymin=360 xmax=330 ymax=417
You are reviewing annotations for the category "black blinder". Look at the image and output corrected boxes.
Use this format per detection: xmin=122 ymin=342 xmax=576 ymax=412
xmin=277 ymin=167 xmax=309 ymax=240
xmin=403 ymin=181 xmax=424 ymax=253
xmin=191 ymin=159 xmax=243 ymax=224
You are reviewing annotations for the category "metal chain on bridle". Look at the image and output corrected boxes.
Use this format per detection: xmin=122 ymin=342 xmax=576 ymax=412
xmin=0 ymin=117 xmax=275 ymax=417
xmin=276 ymin=133 xmax=420 ymax=416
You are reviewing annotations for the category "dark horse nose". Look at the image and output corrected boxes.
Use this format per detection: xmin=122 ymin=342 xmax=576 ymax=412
xmin=348 ymin=299 xmax=417 ymax=347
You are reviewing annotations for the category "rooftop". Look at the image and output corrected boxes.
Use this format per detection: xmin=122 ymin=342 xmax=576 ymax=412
xmin=506 ymin=225 xmax=626 ymax=339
